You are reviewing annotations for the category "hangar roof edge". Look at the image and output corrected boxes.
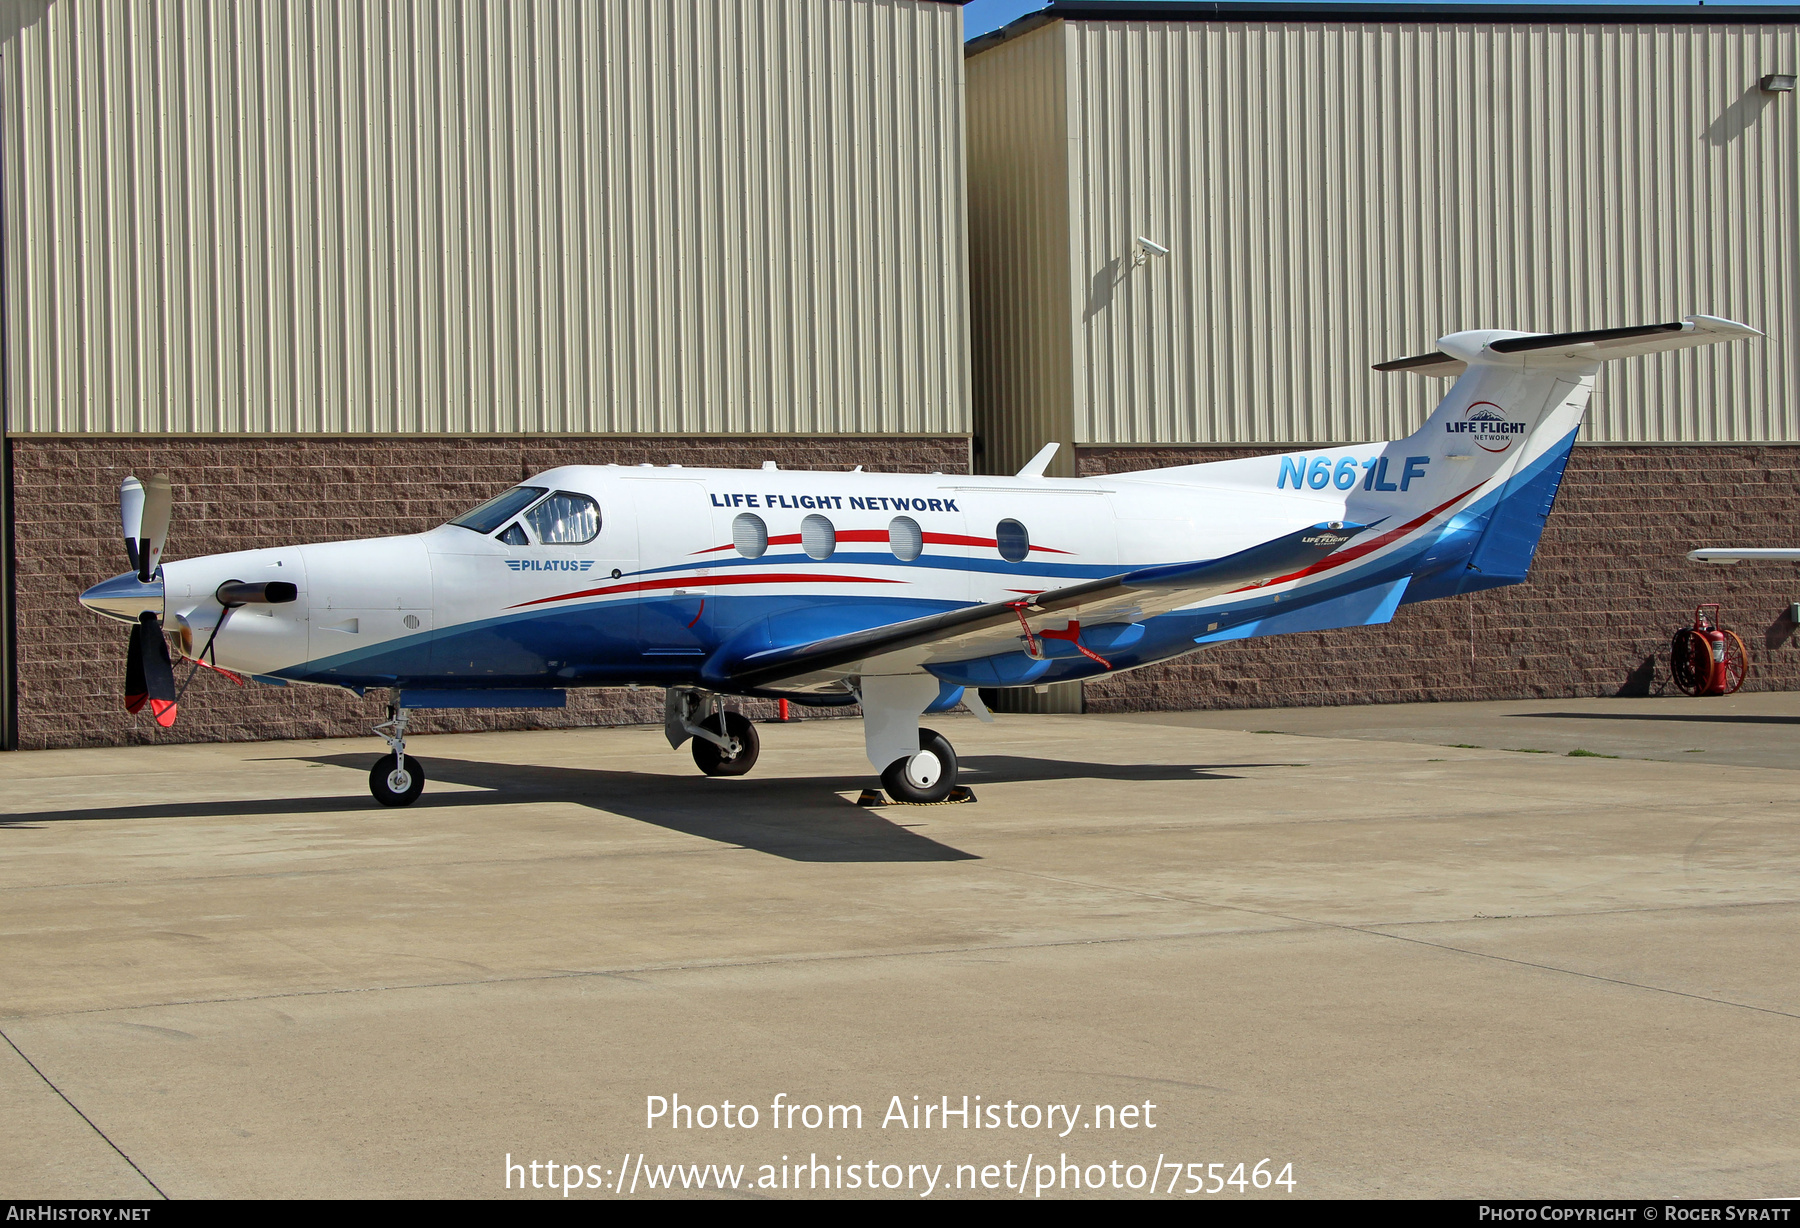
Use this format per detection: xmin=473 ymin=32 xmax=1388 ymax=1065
xmin=968 ymin=2 xmax=1800 ymax=56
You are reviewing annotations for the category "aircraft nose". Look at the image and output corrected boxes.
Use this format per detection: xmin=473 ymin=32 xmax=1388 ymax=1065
xmin=79 ymin=572 xmax=165 ymax=624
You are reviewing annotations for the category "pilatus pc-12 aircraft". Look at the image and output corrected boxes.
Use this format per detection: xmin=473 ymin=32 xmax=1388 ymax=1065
xmin=81 ymin=315 xmax=1757 ymax=807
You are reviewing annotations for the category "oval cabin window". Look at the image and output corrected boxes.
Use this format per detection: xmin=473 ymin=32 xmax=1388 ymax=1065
xmin=888 ymin=516 xmax=923 ymax=561
xmin=996 ymin=518 xmax=1030 ymax=563
xmin=801 ymin=513 xmax=837 ymax=560
xmin=733 ymin=512 xmax=769 ymax=559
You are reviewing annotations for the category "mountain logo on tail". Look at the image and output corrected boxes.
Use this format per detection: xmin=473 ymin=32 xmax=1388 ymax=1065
xmin=1447 ymin=401 xmax=1526 ymax=453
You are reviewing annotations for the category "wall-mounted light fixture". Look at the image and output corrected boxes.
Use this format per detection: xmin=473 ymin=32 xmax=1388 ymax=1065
xmin=1761 ymin=72 xmax=1795 ymax=92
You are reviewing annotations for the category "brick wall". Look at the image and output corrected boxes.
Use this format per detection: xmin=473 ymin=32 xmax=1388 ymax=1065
xmin=1078 ymin=444 xmax=1800 ymax=713
xmin=30 ymin=437 xmax=1800 ymax=749
xmin=28 ymin=436 xmax=966 ymax=750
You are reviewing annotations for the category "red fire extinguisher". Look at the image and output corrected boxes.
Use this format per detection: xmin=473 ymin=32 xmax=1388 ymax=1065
xmin=1670 ymin=604 xmax=1748 ymax=696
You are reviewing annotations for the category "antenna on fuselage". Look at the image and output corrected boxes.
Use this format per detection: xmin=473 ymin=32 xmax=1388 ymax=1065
xmin=1015 ymin=442 xmax=1060 ymax=479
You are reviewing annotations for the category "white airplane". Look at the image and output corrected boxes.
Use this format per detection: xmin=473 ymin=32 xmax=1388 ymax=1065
xmin=81 ymin=314 xmax=1758 ymax=807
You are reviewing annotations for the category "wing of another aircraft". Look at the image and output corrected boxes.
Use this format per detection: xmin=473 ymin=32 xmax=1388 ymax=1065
xmin=716 ymin=521 xmax=1362 ymax=690
xmin=1688 ymin=548 xmax=1800 ymax=564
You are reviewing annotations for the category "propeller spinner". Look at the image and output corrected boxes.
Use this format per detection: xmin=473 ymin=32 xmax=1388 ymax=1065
xmin=83 ymin=474 xmax=276 ymax=727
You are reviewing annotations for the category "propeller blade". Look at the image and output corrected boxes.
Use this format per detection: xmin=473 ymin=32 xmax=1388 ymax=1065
xmin=134 ymin=612 xmax=179 ymax=727
xmin=120 ymin=476 xmax=145 ymax=574
xmin=125 ymin=620 xmax=147 ymax=714
xmin=138 ymin=474 xmax=172 ymax=583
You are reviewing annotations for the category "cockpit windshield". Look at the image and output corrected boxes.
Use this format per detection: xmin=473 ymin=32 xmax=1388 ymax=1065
xmin=449 ymin=486 xmax=548 ymax=535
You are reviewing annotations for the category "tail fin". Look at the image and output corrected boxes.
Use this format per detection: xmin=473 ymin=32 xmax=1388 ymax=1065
xmin=1381 ymin=314 xmax=1759 ymax=595
xmin=1128 ymin=314 xmax=1757 ymax=599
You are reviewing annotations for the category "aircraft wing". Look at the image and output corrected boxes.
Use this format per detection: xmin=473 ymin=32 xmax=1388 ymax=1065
xmin=1689 ymin=548 xmax=1800 ymax=564
xmin=718 ymin=521 xmax=1360 ymax=690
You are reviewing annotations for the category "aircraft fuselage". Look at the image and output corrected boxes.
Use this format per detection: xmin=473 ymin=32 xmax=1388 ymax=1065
xmin=85 ymin=456 xmax=1465 ymax=699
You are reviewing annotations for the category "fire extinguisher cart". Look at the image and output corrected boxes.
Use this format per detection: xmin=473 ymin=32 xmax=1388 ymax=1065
xmin=1670 ymin=604 xmax=1749 ymax=696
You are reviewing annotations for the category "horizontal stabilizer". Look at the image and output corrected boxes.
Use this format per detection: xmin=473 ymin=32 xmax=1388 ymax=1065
xmin=1376 ymin=314 xmax=1759 ymax=376
xmin=1488 ymin=321 xmax=1684 ymax=354
xmin=1371 ymin=351 xmax=1467 ymax=378
xmin=1488 ymin=315 xmax=1759 ymax=360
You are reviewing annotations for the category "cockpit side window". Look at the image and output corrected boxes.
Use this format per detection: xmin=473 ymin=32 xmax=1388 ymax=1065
xmin=450 ymin=486 xmax=548 ymax=534
xmin=525 ymin=491 xmax=601 ymax=544
xmin=497 ymin=522 xmax=529 ymax=546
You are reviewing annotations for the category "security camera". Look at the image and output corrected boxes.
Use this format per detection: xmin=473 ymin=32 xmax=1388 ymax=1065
xmin=1136 ymin=236 xmax=1169 ymax=258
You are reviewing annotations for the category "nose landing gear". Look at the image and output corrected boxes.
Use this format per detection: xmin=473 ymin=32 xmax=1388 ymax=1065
xmin=666 ymin=688 xmax=762 ymax=777
xmin=370 ymin=754 xmax=426 ymax=807
xmin=691 ymin=710 xmax=761 ymax=776
xmin=369 ymin=702 xmax=427 ymax=806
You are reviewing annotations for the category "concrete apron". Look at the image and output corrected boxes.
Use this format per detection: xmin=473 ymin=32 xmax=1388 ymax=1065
xmin=1 ymin=697 xmax=1796 ymax=1198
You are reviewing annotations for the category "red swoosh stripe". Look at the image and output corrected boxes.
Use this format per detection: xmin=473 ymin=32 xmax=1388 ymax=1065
xmin=507 ymin=571 xmax=904 ymax=610
xmin=1230 ymin=484 xmax=1484 ymax=593
xmin=922 ymin=532 xmax=1073 ymax=555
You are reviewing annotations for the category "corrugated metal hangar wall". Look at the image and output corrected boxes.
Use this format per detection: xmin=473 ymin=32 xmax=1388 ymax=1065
xmin=968 ymin=3 xmax=1800 ymax=716
xmin=968 ymin=5 xmax=1800 ymax=473
xmin=3 ymin=0 xmax=968 ymax=437
xmin=2 ymin=0 xmax=970 ymax=749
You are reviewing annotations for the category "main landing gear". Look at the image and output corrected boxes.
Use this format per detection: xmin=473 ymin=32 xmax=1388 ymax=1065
xmin=879 ymin=728 xmax=958 ymax=804
xmin=370 ymin=702 xmax=426 ymax=806
xmin=860 ymin=674 xmax=964 ymax=805
xmin=662 ymin=682 xmax=965 ymax=802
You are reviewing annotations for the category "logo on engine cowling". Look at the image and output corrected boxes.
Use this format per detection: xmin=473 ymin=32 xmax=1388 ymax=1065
xmin=1446 ymin=401 xmax=1526 ymax=453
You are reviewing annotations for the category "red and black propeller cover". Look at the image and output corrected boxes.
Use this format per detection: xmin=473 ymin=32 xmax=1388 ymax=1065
xmin=124 ymin=611 xmax=179 ymax=727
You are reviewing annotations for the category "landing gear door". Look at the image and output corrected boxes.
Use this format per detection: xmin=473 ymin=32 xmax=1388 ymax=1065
xmin=629 ymin=479 xmax=716 ymax=656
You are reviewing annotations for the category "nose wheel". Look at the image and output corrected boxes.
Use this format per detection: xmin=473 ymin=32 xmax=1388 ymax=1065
xmin=370 ymin=754 xmax=426 ymax=807
xmin=369 ymin=701 xmax=426 ymax=806
xmin=880 ymin=728 xmax=958 ymax=804
xmin=692 ymin=710 xmax=761 ymax=776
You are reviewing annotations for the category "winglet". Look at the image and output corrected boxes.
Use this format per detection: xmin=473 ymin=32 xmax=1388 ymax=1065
xmin=1016 ymin=442 xmax=1060 ymax=479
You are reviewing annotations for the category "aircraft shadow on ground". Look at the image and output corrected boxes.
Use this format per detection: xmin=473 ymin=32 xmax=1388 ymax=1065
xmin=0 ymin=751 xmax=1266 ymax=860
xmin=1 ymin=754 xmax=972 ymax=863
xmin=1512 ymin=711 xmax=1800 ymax=727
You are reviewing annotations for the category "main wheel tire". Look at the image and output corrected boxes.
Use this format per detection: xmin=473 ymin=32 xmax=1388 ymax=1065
xmin=1670 ymin=628 xmax=1707 ymax=696
xmin=692 ymin=710 xmax=761 ymax=776
xmin=1722 ymin=629 xmax=1750 ymax=694
xmin=880 ymin=728 xmax=957 ymax=804
xmin=370 ymin=754 xmax=426 ymax=807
